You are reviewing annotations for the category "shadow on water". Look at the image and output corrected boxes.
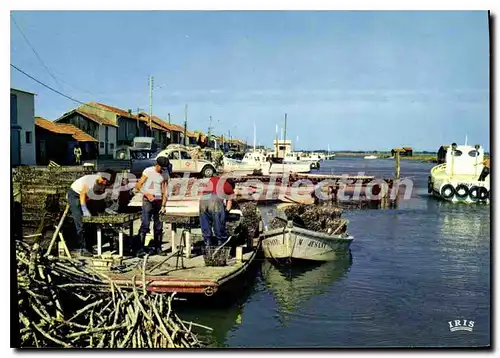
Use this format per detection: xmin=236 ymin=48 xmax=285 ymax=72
xmin=173 ymin=264 xmax=263 ymax=348
xmin=261 ymin=254 xmax=353 ymax=316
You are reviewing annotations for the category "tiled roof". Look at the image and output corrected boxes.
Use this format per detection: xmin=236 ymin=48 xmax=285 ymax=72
xmin=138 ymin=112 xmax=187 ymax=133
xmin=75 ymin=109 xmax=118 ymax=127
xmin=165 ymin=123 xmax=186 ymax=133
xmin=138 ymin=113 xmax=176 ymax=133
xmin=35 ymin=117 xmax=98 ymax=142
xmin=91 ymin=102 xmax=140 ymax=120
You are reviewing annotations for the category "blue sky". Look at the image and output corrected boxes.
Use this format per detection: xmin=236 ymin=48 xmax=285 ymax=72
xmin=10 ymin=11 xmax=490 ymax=151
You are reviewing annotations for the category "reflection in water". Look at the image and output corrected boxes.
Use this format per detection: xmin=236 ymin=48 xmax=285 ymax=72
xmin=262 ymin=254 xmax=352 ymax=318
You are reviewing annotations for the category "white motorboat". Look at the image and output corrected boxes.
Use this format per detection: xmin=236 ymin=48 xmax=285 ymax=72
xmin=283 ymin=152 xmax=321 ymax=169
xmin=261 ymin=219 xmax=353 ymax=262
xmin=428 ymin=143 xmax=490 ymax=204
xmin=364 ymin=155 xmax=378 ymax=160
xmin=222 ymin=151 xmax=311 ymax=174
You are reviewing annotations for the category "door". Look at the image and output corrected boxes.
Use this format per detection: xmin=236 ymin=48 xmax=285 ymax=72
xmin=39 ymin=140 xmax=47 ymax=164
xmin=167 ymin=150 xmax=182 ymax=173
xmin=105 ymin=126 xmax=109 ymax=156
xmin=11 ymin=128 xmax=21 ymax=166
xmin=180 ymin=150 xmax=196 ymax=173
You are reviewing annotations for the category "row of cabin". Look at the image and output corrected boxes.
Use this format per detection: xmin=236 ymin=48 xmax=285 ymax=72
xmin=11 ymin=88 xmax=246 ymax=166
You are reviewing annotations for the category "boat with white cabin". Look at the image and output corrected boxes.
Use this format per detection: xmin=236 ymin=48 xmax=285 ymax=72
xmin=428 ymin=143 xmax=489 ymax=203
xmin=222 ymin=151 xmax=311 ymax=175
xmin=364 ymin=155 xmax=378 ymax=160
xmin=283 ymin=152 xmax=321 ymax=169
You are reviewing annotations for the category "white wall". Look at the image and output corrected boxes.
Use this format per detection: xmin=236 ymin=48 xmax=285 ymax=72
xmin=11 ymin=89 xmax=36 ymax=165
xmin=98 ymin=125 xmax=117 ymax=156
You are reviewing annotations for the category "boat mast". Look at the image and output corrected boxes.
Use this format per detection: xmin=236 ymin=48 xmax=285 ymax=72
xmin=275 ymin=124 xmax=278 ymax=157
xmin=282 ymin=113 xmax=287 ymax=173
xmin=253 ymin=121 xmax=256 ymax=151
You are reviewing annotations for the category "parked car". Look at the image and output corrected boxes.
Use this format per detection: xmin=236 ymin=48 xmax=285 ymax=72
xmin=130 ymin=146 xmax=216 ymax=178
xmin=114 ymin=137 xmax=158 ymax=160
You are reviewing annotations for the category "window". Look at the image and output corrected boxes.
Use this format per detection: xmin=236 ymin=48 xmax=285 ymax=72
xmin=25 ymin=131 xmax=32 ymax=144
xmin=168 ymin=151 xmax=180 ymax=160
xmin=180 ymin=151 xmax=191 ymax=160
xmin=452 ymin=150 xmax=463 ymax=157
xmin=100 ymin=142 xmax=104 ymax=148
xmin=468 ymin=150 xmax=479 ymax=157
xmin=110 ymin=143 xmax=114 ymax=150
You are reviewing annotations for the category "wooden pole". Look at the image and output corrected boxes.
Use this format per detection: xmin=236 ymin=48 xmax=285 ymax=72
xmin=45 ymin=204 xmax=70 ymax=257
xmin=395 ymin=151 xmax=401 ymax=179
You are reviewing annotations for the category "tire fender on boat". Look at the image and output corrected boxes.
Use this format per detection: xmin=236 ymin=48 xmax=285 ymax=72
xmin=440 ymin=184 xmax=455 ymax=199
xmin=469 ymin=186 xmax=488 ymax=201
xmin=469 ymin=186 xmax=480 ymax=201
xmin=454 ymin=184 xmax=469 ymax=200
xmin=427 ymin=176 xmax=433 ymax=194
xmin=478 ymin=186 xmax=489 ymax=200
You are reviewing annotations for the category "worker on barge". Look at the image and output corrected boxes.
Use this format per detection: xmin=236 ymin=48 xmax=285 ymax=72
xmin=134 ymin=156 xmax=170 ymax=256
xmin=67 ymin=169 xmax=117 ymax=256
xmin=199 ymin=175 xmax=235 ymax=247
xmin=477 ymin=157 xmax=490 ymax=181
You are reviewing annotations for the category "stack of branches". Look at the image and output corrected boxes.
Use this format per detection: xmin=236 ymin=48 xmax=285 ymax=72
xmin=16 ymin=241 xmax=211 ymax=348
xmin=268 ymin=204 xmax=346 ymax=234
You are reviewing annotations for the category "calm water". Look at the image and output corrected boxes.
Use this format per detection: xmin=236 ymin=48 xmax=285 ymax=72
xmin=181 ymin=158 xmax=491 ymax=348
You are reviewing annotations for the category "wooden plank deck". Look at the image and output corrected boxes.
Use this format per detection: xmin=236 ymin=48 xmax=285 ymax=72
xmin=78 ymin=240 xmax=261 ymax=296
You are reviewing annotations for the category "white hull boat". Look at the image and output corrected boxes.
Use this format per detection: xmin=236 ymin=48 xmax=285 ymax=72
xmin=364 ymin=155 xmax=378 ymax=160
xmin=222 ymin=152 xmax=311 ymax=174
xmin=429 ymin=143 xmax=489 ymax=204
xmin=261 ymin=222 xmax=353 ymax=262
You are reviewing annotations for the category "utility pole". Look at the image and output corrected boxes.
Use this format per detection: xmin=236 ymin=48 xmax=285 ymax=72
xmin=148 ymin=75 xmax=154 ymax=135
xmin=184 ymin=104 xmax=188 ymax=146
xmin=283 ymin=113 xmax=287 ymax=157
xmin=168 ymin=113 xmax=171 ymax=125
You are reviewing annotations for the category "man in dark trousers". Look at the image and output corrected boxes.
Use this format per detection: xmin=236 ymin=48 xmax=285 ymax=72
xmin=67 ymin=169 xmax=116 ymax=256
xmin=199 ymin=175 xmax=235 ymax=247
xmin=135 ymin=156 xmax=170 ymax=255
xmin=477 ymin=157 xmax=490 ymax=181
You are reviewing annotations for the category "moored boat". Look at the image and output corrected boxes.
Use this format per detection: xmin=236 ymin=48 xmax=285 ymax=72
xmin=428 ymin=143 xmax=490 ymax=204
xmin=223 ymin=151 xmax=311 ymax=175
xmin=261 ymin=219 xmax=353 ymax=263
xmin=364 ymin=155 xmax=378 ymax=160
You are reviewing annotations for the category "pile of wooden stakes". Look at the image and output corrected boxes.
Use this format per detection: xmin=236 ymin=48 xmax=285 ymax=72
xmin=16 ymin=240 xmax=212 ymax=348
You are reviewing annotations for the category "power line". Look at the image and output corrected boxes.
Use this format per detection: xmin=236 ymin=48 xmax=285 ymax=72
xmin=11 ymin=64 xmax=87 ymax=105
xmin=11 ymin=14 xmax=64 ymax=91
xmin=11 ymin=63 xmax=130 ymax=118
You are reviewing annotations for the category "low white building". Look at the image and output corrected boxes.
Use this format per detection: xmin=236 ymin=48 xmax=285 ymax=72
xmin=11 ymin=88 xmax=36 ymax=165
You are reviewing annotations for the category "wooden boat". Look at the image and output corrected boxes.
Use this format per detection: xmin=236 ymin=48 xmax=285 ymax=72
xmin=260 ymin=220 xmax=353 ymax=263
xmin=429 ymin=143 xmax=490 ymax=204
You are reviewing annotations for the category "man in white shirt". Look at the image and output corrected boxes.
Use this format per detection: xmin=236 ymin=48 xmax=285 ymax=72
xmin=67 ymin=169 xmax=116 ymax=256
xmin=135 ymin=156 xmax=170 ymax=255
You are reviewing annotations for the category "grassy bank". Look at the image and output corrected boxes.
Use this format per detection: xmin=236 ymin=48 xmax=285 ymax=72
xmin=334 ymin=153 xmax=437 ymax=162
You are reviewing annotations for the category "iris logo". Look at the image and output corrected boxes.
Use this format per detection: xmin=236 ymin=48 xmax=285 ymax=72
xmin=448 ymin=319 xmax=475 ymax=332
